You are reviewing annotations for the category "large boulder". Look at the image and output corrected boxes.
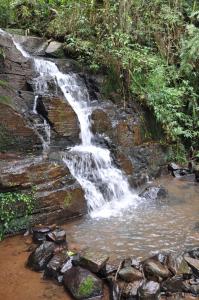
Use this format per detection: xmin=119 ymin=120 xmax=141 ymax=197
xmin=45 ymin=41 xmax=65 ymax=58
xmin=0 ymin=156 xmax=87 ymax=226
xmin=79 ymin=248 xmax=109 ymax=274
xmin=27 ymin=241 xmax=55 ymax=271
xmin=143 ymin=258 xmax=171 ymax=281
xmin=63 ymin=266 xmax=103 ymax=299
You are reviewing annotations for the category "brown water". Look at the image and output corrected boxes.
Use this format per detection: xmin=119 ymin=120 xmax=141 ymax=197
xmin=64 ymin=176 xmax=199 ymax=260
xmin=0 ymin=176 xmax=198 ymax=300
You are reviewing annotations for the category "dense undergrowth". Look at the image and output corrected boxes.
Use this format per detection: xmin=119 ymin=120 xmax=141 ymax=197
xmin=0 ymin=0 xmax=199 ymax=159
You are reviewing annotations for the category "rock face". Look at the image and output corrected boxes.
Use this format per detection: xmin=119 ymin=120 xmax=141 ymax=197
xmin=0 ymin=156 xmax=87 ymax=226
xmin=0 ymin=30 xmax=171 ymax=232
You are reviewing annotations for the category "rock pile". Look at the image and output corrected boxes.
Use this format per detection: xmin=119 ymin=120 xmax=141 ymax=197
xmin=26 ymin=225 xmax=199 ymax=299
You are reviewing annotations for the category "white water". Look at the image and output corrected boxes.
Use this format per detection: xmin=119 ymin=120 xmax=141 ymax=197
xmin=0 ymin=28 xmax=139 ymax=218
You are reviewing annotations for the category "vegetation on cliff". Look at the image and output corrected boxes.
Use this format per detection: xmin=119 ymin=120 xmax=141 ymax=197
xmin=0 ymin=0 xmax=199 ymax=156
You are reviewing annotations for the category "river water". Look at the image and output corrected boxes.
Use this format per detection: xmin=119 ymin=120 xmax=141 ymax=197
xmin=64 ymin=175 xmax=199 ymax=260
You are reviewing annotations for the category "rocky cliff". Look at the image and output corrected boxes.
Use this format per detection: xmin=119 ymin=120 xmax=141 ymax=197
xmin=0 ymin=31 xmax=169 ymax=231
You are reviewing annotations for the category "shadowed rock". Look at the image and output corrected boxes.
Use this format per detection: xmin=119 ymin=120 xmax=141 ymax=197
xmin=119 ymin=266 xmax=143 ymax=282
xmin=63 ymin=266 xmax=103 ymax=299
xmin=27 ymin=241 xmax=55 ymax=271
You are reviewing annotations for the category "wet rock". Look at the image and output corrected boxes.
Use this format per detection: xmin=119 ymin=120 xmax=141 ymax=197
xmin=32 ymin=226 xmax=51 ymax=244
xmin=44 ymin=252 xmax=69 ymax=283
xmin=184 ymin=256 xmax=199 ymax=276
xmin=166 ymin=253 xmax=192 ymax=277
xmin=122 ymin=280 xmax=142 ymax=299
xmin=79 ymin=248 xmax=109 ymax=273
xmin=91 ymin=109 xmax=112 ymax=137
xmin=187 ymin=247 xmax=199 ymax=259
xmin=14 ymin=35 xmax=48 ymax=56
xmin=168 ymin=163 xmax=190 ymax=177
xmin=138 ymin=280 xmax=160 ymax=300
xmin=139 ymin=185 xmax=168 ymax=202
xmin=119 ymin=266 xmax=143 ymax=282
xmin=45 ymin=41 xmax=64 ymax=58
xmin=161 ymin=275 xmax=190 ymax=293
xmin=188 ymin=161 xmax=199 ymax=182
xmin=61 ymin=257 xmax=73 ymax=274
xmin=41 ymin=96 xmax=80 ymax=140
xmin=107 ymin=276 xmax=123 ymax=300
xmin=27 ymin=241 xmax=55 ymax=271
xmin=47 ymin=228 xmax=66 ymax=245
xmin=103 ymin=258 xmax=121 ymax=277
xmin=143 ymin=258 xmax=171 ymax=281
xmin=63 ymin=266 xmax=103 ymax=299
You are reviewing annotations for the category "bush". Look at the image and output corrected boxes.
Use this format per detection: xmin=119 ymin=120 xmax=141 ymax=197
xmin=0 ymin=191 xmax=35 ymax=240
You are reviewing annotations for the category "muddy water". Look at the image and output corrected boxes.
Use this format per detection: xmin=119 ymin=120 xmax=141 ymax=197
xmin=64 ymin=176 xmax=199 ymax=260
xmin=0 ymin=176 xmax=198 ymax=300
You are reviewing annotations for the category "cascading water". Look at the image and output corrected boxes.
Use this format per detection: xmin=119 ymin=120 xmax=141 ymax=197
xmin=0 ymin=29 xmax=139 ymax=218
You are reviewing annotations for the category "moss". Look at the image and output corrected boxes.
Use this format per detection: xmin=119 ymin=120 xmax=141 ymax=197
xmin=0 ymin=95 xmax=13 ymax=107
xmin=0 ymin=80 xmax=9 ymax=88
xmin=78 ymin=276 xmax=94 ymax=297
xmin=64 ymin=192 xmax=72 ymax=208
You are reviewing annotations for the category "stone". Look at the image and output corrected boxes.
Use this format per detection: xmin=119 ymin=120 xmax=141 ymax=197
xmin=44 ymin=252 xmax=69 ymax=283
xmin=79 ymin=248 xmax=109 ymax=273
xmin=122 ymin=280 xmax=142 ymax=299
xmin=104 ymin=258 xmax=121 ymax=277
xmin=139 ymin=185 xmax=168 ymax=202
xmin=143 ymin=258 xmax=171 ymax=281
xmin=107 ymin=276 xmax=124 ymax=300
xmin=91 ymin=109 xmax=112 ymax=137
xmin=161 ymin=275 xmax=190 ymax=293
xmin=45 ymin=41 xmax=65 ymax=58
xmin=188 ymin=247 xmax=199 ymax=259
xmin=138 ymin=280 xmax=160 ymax=300
xmin=166 ymin=253 xmax=192 ymax=276
xmin=115 ymin=152 xmax=134 ymax=175
xmin=119 ymin=266 xmax=143 ymax=282
xmin=32 ymin=226 xmax=51 ymax=244
xmin=47 ymin=228 xmax=67 ymax=245
xmin=41 ymin=96 xmax=80 ymax=140
xmin=14 ymin=35 xmax=48 ymax=56
xmin=27 ymin=241 xmax=55 ymax=271
xmin=184 ymin=256 xmax=199 ymax=276
xmin=63 ymin=266 xmax=103 ymax=299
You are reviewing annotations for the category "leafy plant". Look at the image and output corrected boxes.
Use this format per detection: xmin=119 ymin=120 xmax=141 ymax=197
xmin=0 ymin=191 xmax=35 ymax=240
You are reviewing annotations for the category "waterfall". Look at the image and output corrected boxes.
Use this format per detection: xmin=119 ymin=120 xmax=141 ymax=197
xmin=0 ymin=29 xmax=139 ymax=218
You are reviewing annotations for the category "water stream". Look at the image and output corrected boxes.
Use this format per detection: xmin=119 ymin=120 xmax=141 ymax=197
xmin=5 ymin=30 xmax=139 ymax=218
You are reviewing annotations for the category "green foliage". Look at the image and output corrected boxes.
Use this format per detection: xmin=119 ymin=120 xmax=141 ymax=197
xmin=0 ymin=191 xmax=35 ymax=240
xmin=0 ymin=0 xmax=198 ymax=154
xmin=78 ymin=276 xmax=94 ymax=297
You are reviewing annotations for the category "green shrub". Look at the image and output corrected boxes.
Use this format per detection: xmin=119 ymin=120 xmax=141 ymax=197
xmin=0 ymin=191 xmax=35 ymax=240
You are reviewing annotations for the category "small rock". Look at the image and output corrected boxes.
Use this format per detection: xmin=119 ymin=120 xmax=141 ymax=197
xmin=47 ymin=228 xmax=66 ymax=245
xmin=27 ymin=241 xmax=55 ymax=271
xmin=166 ymin=253 xmax=192 ymax=277
xmin=107 ymin=276 xmax=124 ymax=300
xmin=32 ymin=226 xmax=51 ymax=244
xmin=184 ymin=256 xmax=199 ymax=276
xmin=139 ymin=185 xmax=168 ymax=202
xmin=44 ymin=252 xmax=69 ymax=282
xmin=138 ymin=280 xmax=160 ymax=300
xmin=45 ymin=41 xmax=64 ymax=58
xmin=79 ymin=248 xmax=109 ymax=273
xmin=105 ymin=258 xmax=121 ymax=276
xmin=63 ymin=266 xmax=103 ymax=299
xmin=143 ymin=258 xmax=171 ymax=281
xmin=188 ymin=247 xmax=199 ymax=259
xmin=122 ymin=280 xmax=142 ymax=298
xmin=161 ymin=275 xmax=190 ymax=293
xmin=119 ymin=266 xmax=143 ymax=282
